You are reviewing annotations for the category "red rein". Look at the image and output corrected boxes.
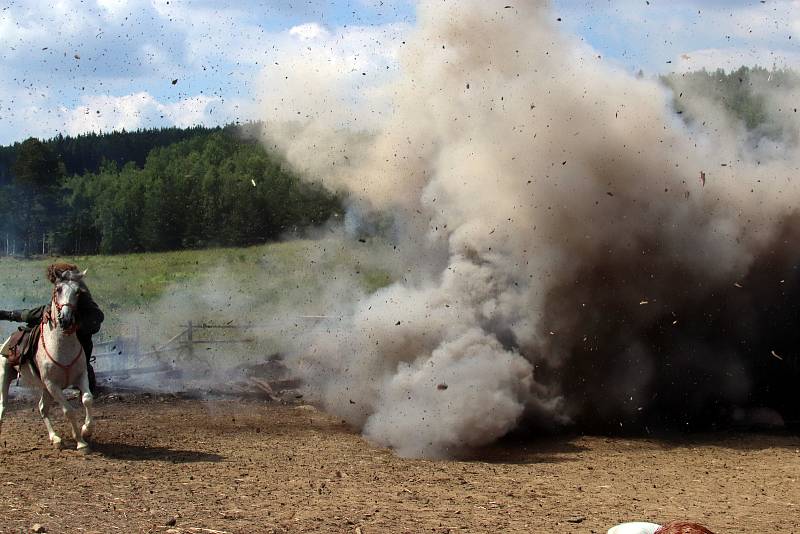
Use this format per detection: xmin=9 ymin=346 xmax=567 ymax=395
xmin=50 ymin=285 xmax=79 ymax=336
xmin=41 ymin=293 xmax=83 ymax=382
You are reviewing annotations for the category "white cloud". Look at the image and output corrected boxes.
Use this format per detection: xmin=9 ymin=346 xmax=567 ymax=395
xmin=0 ymin=89 xmax=246 ymax=143
xmin=289 ymin=22 xmax=330 ymax=41
xmin=61 ymin=92 xmax=223 ymax=135
xmin=255 ymin=21 xmax=407 ymax=126
xmin=0 ymin=0 xmax=260 ymax=142
xmin=3 ymin=0 xmax=800 ymax=144
xmin=96 ymin=0 xmax=130 ymax=15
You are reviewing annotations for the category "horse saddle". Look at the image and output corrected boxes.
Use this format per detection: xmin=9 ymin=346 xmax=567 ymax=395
xmin=0 ymin=327 xmax=40 ymax=367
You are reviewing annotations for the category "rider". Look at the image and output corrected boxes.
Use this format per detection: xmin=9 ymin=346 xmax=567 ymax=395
xmin=0 ymin=262 xmax=104 ymax=393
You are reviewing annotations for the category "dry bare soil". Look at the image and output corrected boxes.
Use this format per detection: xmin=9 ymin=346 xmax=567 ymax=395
xmin=0 ymin=397 xmax=798 ymax=534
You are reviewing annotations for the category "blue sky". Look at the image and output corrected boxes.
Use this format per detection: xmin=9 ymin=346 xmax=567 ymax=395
xmin=0 ymin=0 xmax=797 ymax=145
xmin=555 ymin=0 xmax=799 ymax=73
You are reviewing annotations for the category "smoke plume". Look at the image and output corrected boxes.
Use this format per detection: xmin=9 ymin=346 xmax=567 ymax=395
xmin=258 ymin=1 xmax=800 ymax=457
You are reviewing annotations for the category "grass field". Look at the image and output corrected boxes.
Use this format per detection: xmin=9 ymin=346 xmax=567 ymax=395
xmin=0 ymin=237 xmax=394 ymax=344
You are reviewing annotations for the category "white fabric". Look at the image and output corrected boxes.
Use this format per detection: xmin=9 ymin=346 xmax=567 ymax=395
xmin=607 ymin=522 xmax=661 ymax=534
xmin=0 ymin=334 xmax=12 ymax=357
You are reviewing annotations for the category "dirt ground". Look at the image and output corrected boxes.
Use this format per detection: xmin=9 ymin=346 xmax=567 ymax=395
xmin=0 ymin=396 xmax=798 ymax=534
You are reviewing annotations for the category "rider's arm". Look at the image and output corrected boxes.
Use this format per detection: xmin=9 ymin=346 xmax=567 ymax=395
xmin=0 ymin=305 xmax=46 ymax=326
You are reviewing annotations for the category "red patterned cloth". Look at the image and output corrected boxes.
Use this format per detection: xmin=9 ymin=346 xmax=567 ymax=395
xmin=655 ymin=521 xmax=715 ymax=534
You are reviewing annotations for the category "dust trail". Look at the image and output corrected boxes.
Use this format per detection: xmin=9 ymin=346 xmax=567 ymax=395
xmin=254 ymin=0 xmax=800 ymax=457
xmin=88 ymin=235 xmax=399 ymax=395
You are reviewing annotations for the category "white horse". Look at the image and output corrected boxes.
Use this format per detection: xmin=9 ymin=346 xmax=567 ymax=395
xmin=0 ymin=269 xmax=94 ymax=451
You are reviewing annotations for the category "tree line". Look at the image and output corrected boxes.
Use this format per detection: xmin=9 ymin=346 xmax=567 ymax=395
xmin=0 ymin=125 xmax=221 ymax=186
xmin=0 ymin=127 xmax=342 ymax=255
xmin=661 ymin=65 xmax=800 ymax=136
xmin=1 ymin=66 xmax=793 ymax=256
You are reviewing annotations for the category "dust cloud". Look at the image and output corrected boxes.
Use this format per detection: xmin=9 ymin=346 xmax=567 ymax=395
xmin=252 ymin=0 xmax=800 ymax=458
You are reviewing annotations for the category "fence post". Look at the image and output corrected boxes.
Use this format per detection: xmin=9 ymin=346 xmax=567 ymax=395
xmin=187 ymin=320 xmax=194 ymax=359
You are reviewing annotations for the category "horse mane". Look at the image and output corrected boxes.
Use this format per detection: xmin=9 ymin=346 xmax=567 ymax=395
xmin=47 ymin=262 xmax=79 ymax=284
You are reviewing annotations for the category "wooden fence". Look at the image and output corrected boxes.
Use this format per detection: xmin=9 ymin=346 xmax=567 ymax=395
xmin=92 ymin=317 xmax=335 ymax=379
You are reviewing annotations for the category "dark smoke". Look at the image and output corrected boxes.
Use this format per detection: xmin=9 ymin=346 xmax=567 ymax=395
xmin=536 ymin=214 xmax=800 ymax=431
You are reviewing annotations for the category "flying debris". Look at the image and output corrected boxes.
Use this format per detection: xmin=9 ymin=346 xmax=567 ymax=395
xmin=271 ymin=0 xmax=800 ymax=459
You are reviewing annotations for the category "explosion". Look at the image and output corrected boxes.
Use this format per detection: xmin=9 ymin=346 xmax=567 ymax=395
xmin=259 ymin=0 xmax=800 ymax=458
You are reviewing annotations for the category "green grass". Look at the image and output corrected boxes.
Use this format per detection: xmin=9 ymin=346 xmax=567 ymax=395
xmin=0 ymin=238 xmax=395 ymax=341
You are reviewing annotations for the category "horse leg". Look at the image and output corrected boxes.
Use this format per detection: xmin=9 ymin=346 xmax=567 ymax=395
xmin=76 ymin=371 xmax=94 ymax=440
xmin=0 ymin=359 xmax=11 ymax=440
xmin=38 ymin=390 xmax=62 ymax=449
xmin=15 ymin=364 xmax=61 ymax=448
xmin=45 ymin=381 xmax=89 ymax=451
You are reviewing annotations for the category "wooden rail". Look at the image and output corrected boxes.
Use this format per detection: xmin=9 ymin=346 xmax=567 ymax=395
xmin=91 ymin=317 xmax=338 ymax=378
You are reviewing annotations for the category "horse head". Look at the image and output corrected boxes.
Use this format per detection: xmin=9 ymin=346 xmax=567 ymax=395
xmin=52 ymin=269 xmax=87 ymax=330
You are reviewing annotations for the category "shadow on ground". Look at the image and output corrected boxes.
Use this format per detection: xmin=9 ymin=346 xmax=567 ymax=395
xmin=91 ymin=441 xmax=224 ymax=463
xmin=471 ymin=435 xmax=590 ymax=465
xmin=466 ymin=425 xmax=800 ymax=464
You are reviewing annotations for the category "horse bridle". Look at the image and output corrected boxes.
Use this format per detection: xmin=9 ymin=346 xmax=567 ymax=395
xmin=49 ymin=284 xmax=80 ymax=336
